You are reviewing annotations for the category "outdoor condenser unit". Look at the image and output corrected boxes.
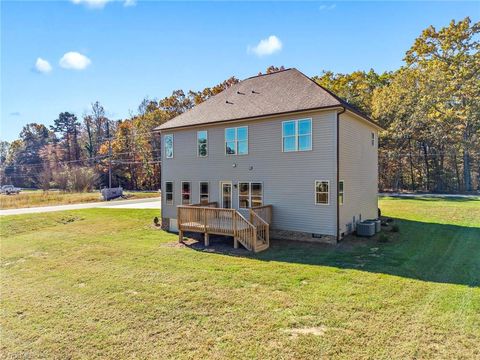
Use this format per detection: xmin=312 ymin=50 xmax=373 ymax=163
xmin=356 ymin=222 xmax=375 ymax=237
xmin=367 ymin=219 xmax=382 ymax=233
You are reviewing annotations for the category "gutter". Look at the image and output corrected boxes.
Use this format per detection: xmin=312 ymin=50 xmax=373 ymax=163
xmin=336 ymin=106 xmax=346 ymax=243
xmin=155 ymin=106 xmax=384 ymax=133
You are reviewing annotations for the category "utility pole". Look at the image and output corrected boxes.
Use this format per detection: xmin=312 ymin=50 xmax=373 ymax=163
xmin=106 ymin=119 xmax=112 ymax=189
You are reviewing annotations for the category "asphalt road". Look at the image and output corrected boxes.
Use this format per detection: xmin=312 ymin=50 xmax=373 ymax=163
xmin=0 ymin=198 xmax=161 ymax=216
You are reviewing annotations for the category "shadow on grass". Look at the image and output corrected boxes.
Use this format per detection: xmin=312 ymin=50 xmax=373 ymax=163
xmin=183 ymin=219 xmax=480 ymax=287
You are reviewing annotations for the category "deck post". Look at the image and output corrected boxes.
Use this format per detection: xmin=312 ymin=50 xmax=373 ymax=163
xmin=177 ymin=206 xmax=182 ymax=243
xmin=204 ymin=233 xmax=209 ymax=247
xmin=233 ymin=211 xmax=238 ymax=248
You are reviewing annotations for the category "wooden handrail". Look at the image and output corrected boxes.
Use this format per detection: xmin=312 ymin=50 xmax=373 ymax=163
xmin=186 ymin=201 xmax=218 ymax=208
xmin=234 ymin=211 xmax=256 ymax=251
xmin=177 ymin=205 xmax=271 ymax=252
xmin=249 ymin=210 xmax=270 ymax=249
xmin=251 ymin=205 xmax=272 ymax=225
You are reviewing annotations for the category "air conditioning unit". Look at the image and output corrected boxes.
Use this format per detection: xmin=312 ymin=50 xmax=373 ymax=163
xmin=356 ymin=221 xmax=375 ymax=237
xmin=366 ymin=219 xmax=381 ymax=233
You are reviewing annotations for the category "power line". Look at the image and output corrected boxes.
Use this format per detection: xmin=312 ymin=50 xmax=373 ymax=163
xmin=1 ymin=158 xmax=162 ymax=178
xmin=0 ymin=149 xmax=162 ymax=170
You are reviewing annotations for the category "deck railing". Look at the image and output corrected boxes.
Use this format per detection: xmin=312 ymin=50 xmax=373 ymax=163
xmin=233 ymin=211 xmax=256 ymax=251
xmin=250 ymin=205 xmax=272 ymax=225
xmin=177 ymin=205 xmax=270 ymax=252
xmin=249 ymin=210 xmax=269 ymax=249
xmin=206 ymin=207 xmax=236 ymax=235
xmin=188 ymin=201 xmax=218 ymax=208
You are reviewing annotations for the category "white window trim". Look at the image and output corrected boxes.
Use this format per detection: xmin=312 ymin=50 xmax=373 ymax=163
xmin=237 ymin=181 xmax=263 ymax=209
xmin=165 ymin=181 xmax=174 ymax=205
xmin=225 ymin=126 xmax=248 ymax=156
xmin=197 ymin=130 xmax=208 ymax=157
xmin=282 ymin=118 xmax=312 ymax=152
xmin=165 ymin=134 xmax=174 ymax=159
xmin=199 ymin=181 xmax=209 ymax=203
xmin=339 ymin=180 xmax=344 ymax=206
xmin=181 ymin=181 xmax=192 ymax=205
xmin=219 ymin=181 xmax=232 ymax=209
xmin=315 ymin=180 xmax=330 ymax=205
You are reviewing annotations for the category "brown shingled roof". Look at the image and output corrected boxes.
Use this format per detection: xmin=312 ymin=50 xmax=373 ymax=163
xmin=156 ymin=68 xmax=381 ymax=131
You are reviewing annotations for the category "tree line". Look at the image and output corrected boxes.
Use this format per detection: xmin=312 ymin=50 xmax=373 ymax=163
xmin=0 ymin=17 xmax=478 ymax=193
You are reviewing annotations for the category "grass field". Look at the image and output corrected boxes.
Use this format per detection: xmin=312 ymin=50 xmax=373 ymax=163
xmin=1 ymin=197 xmax=479 ymax=359
xmin=0 ymin=190 xmax=159 ymax=210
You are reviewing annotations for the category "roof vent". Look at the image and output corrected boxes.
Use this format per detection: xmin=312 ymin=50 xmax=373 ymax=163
xmin=237 ymin=91 xmax=245 ymax=95
xmin=251 ymin=90 xmax=260 ymax=94
xmin=226 ymin=100 xmax=234 ymax=105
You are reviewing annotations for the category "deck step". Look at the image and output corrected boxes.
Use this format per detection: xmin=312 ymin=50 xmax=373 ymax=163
xmin=254 ymin=241 xmax=269 ymax=252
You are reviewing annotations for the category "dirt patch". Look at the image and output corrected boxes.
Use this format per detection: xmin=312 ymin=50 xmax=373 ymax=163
xmin=283 ymin=326 xmax=328 ymax=337
xmin=161 ymin=241 xmax=187 ymax=248
xmin=162 ymin=233 xmax=251 ymax=256
xmin=56 ymin=215 xmax=84 ymax=225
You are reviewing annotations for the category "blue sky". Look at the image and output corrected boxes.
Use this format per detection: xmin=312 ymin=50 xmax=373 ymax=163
xmin=1 ymin=1 xmax=478 ymax=141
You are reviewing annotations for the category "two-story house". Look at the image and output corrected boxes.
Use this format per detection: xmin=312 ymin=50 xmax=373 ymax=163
xmin=156 ymin=68 xmax=383 ymax=252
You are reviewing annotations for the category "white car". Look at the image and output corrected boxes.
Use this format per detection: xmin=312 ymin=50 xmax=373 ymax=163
xmin=0 ymin=185 xmax=21 ymax=195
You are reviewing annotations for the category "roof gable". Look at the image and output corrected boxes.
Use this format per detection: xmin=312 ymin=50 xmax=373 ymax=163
xmin=156 ymin=68 xmax=378 ymax=130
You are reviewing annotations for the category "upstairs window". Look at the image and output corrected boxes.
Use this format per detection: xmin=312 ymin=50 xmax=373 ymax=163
xmin=199 ymin=182 xmax=209 ymax=204
xmin=165 ymin=182 xmax=173 ymax=205
xmin=371 ymin=132 xmax=375 ymax=146
xmin=225 ymin=126 xmax=248 ymax=155
xmin=282 ymin=119 xmax=312 ymax=152
xmin=315 ymin=180 xmax=329 ymax=205
xmin=339 ymin=180 xmax=344 ymax=205
xmin=181 ymin=181 xmax=191 ymax=205
xmin=238 ymin=182 xmax=263 ymax=209
xmin=197 ymin=131 xmax=208 ymax=157
xmin=164 ymin=134 xmax=174 ymax=159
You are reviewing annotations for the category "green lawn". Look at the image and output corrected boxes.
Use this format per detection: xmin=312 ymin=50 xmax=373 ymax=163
xmin=1 ymin=197 xmax=479 ymax=359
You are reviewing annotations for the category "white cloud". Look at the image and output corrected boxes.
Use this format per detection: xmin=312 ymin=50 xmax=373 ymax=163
xmin=123 ymin=0 xmax=136 ymax=7
xmin=319 ymin=4 xmax=336 ymax=11
xmin=70 ymin=0 xmax=136 ymax=9
xmin=34 ymin=57 xmax=52 ymax=74
xmin=59 ymin=52 xmax=92 ymax=70
xmin=71 ymin=0 xmax=111 ymax=9
xmin=248 ymin=35 xmax=283 ymax=57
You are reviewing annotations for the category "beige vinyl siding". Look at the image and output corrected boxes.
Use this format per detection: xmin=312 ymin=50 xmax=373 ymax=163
xmin=339 ymin=112 xmax=379 ymax=235
xmin=161 ymin=109 xmax=338 ymax=236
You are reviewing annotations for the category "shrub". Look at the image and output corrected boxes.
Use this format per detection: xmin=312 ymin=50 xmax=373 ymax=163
xmin=52 ymin=167 xmax=70 ymax=191
xmin=153 ymin=217 xmax=160 ymax=226
xmin=69 ymin=167 xmax=99 ymax=192
xmin=37 ymin=170 xmax=52 ymax=191
xmin=391 ymin=224 xmax=400 ymax=232
xmin=52 ymin=166 xmax=99 ymax=192
xmin=378 ymin=233 xmax=389 ymax=243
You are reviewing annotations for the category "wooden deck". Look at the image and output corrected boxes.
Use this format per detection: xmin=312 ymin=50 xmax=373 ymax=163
xmin=177 ymin=203 xmax=272 ymax=252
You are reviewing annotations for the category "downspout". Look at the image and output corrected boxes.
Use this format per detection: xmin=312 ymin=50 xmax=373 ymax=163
xmin=336 ymin=107 xmax=346 ymax=243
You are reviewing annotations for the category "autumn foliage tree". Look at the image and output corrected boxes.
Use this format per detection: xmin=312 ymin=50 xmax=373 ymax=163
xmin=1 ymin=17 xmax=478 ymax=193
